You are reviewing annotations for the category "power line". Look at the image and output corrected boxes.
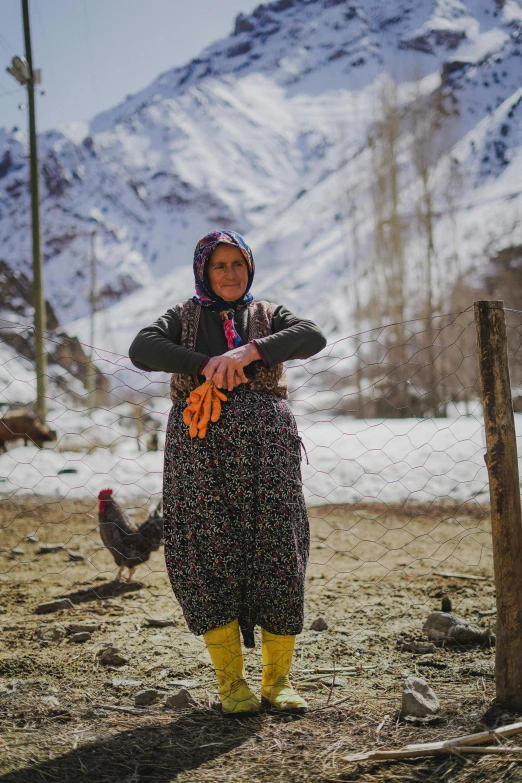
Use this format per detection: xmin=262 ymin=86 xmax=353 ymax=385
xmin=0 ymin=30 xmax=18 ymax=56
xmin=0 ymin=85 xmax=23 ymax=98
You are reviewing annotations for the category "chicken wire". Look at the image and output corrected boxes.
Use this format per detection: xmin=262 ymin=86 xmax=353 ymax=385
xmin=1 ymin=307 xmax=519 ymax=686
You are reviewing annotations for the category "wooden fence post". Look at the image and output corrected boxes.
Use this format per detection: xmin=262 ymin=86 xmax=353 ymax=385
xmin=474 ymin=300 xmax=522 ymax=709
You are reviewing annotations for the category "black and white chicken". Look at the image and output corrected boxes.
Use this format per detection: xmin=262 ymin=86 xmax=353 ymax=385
xmin=97 ymin=488 xmax=164 ymax=581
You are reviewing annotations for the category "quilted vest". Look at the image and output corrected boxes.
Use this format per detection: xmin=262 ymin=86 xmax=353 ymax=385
xmin=169 ymin=299 xmax=288 ymax=402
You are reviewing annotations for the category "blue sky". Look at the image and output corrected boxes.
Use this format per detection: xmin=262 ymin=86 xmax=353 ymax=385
xmin=0 ymin=0 xmax=260 ymax=133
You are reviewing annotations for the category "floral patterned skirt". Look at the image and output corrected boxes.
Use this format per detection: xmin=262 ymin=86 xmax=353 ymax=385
xmin=163 ymin=389 xmax=309 ymax=646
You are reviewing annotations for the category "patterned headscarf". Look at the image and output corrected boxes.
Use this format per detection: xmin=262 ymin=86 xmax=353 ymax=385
xmin=192 ymin=230 xmax=255 ymax=350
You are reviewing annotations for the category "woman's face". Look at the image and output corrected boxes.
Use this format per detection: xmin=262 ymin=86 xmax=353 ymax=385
xmin=207 ymin=244 xmax=249 ymax=301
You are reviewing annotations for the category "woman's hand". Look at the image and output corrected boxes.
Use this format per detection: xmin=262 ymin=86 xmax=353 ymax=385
xmin=202 ymin=343 xmax=261 ymax=391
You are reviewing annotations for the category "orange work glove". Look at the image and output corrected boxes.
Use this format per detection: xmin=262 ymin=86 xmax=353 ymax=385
xmin=183 ymin=381 xmax=228 ymax=439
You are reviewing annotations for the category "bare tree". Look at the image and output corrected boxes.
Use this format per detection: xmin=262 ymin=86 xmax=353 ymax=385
xmin=336 ymin=127 xmax=364 ymax=407
xmin=444 ymin=156 xmax=464 ymax=281
xmin=367 ymin=77 xmax=406 ymax=333
xmin=338 ymin=76 xmax=467 ymax=417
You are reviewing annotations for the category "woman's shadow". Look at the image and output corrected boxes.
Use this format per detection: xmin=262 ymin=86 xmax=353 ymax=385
xmin=0 ymin=707 xmax=259 ymax=783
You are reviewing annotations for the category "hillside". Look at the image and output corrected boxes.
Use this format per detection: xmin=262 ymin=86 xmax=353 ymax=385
xmin=0 ymin=0 xmax=521 ymax=356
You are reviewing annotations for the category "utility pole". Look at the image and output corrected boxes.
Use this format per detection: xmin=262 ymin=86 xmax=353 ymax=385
xmin=7 ymin=0 xmax=46 ymax=421
xmin=89 ymin=230 xmax=96 ymax=406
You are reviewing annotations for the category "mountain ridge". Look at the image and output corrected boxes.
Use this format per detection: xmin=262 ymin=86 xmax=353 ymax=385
xmin=0 ymin=0 xmax=521 ymax=355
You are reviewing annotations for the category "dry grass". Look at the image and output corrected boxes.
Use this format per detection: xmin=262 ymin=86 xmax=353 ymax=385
xmin=1 ymin=496 xmax=519 ymax=782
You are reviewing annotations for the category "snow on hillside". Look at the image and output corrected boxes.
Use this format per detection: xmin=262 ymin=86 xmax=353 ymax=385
xmin=1 ymin=0 xmax=521 ymax=349
xmin=0 ymin=336 xmax=495 ymax=506
xmin=0 ymin=340 xmax=36 ymax=406
xmin=0 ymin=408 xmax=494 ymax=505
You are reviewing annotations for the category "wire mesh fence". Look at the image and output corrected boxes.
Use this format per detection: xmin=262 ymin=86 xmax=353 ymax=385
xmin=1 ymin=306 xmax=522 ymax=780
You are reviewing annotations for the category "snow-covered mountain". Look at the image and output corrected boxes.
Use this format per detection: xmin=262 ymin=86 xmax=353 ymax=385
xmin=1 ymin=0 xmax=521 ymax=356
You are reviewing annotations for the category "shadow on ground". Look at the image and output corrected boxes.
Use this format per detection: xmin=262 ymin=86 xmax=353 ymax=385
xmin=0 ymin=708 xmax=258 ymax=783
xmin=58 ymin=579 xmax=143 ymax=604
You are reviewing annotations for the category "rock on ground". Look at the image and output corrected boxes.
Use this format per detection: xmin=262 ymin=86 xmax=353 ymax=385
xmin=319 ymin=676 xmax=347 ymax=688
xmin=166 ymin=679 xmax=201 ymax=689
xmin=36 ymin=625 xmax=66 ymax=643
xmin=165 ymin=688 xmax=197 ymax=709
xmin=97 ymin=646 xmax=129 ymax=666
xmin=68 ymin=632 xmax=91 ymax=643
xmin=423 ymin=611 xmax=494 ymax=645
xmin=398 ymin=640 xmax=437 ymax=654
xmin=402 ymin=676 xmax=440 ymax=718
xmin=144 ymin=617 xmax=176 ymax=627
xmin=66 ymin=623 xmax=99 ymax=633
xmin=35 ymin=598 xmax=73 ymax=614
xmin=310 ymin=617 xmax=328 ymax=632
xmin=135 ymin=689 xmax=162 ymax=706
xmin=67 ymin=550 xmax=85 ymax=561
xmin=109 ymin=679 xmax=144 ymax=690
xmin=41 ymin=695 xmax=60 ymax=708
xmin=37 ymin=543 xmax=65 ymax=554
xmin=441 ymin=596 xmax=452 ymax=612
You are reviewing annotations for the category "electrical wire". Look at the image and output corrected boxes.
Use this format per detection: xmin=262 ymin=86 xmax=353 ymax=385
xmin=0 ymin=29 xmax=18 ymax=56
xmin=0 ymin=86 xmax=23 ymax=99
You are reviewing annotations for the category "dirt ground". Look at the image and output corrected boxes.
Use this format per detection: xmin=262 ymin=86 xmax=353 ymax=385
xmin=1 ymin=496 xmax=518 ymax=783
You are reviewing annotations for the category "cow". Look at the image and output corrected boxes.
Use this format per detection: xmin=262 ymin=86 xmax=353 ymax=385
xmin=0 ymin=409 xmax=57 ymax=452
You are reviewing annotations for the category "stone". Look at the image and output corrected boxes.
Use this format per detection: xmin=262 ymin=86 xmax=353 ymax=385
xmin=423 ymin=611 xmax=495 ymax=646
xmin=26 ymin=533 xmax=39 ymax=543
xmin=134 ymin=689 xmax=162 ymax=707
xmin=441 ymin=596 xmax=452 ymax=613
xmin=165 ymin=688 xmax=197 ymax=709
xmin=461 ymin=662 xmax=494 ymax=679
xmin=42 ymin=695 xmax=60 ymax=708
xmin=417 ymin=659 xmax=448 ymax=671
xmin=37 ymin=543 xmax=65 ymax=554
xmin=319 ymin=676 xmax=347 ymax=688
xmin=310 ymin=617 xmax=328 ymax=632
xmin=97 ymin=646 xmax=129 ymax=667
xmin=398 ymin=640 xmax=437 ymax=655
xmin=109 ymin=679 xmax=143 ymax=690
xmin=67 ymin=550 xmax=85 ymax=561
xmin=144 ymin=617 xmax=176 ymax=627
xmin=402 ymin=676 xmax=440 ymax=718
xmin=144 ymin=664 xmax=170 ymax=676
xmin=66 ymin=623 xmax=99 ymax=634
xmin=36 ymin=598 xmax=73 ymax=614
xmin=68 ymin=632 xmax=91 ymax=643
xmin=36 ymin=625 xmax=66 ymax=643
xmin=166 ymin=679 xmax=201 ymax=689
xmin=150 ymin=668 xmax=170 ymax=682
xmin=11 ymin=548 xmax=24 ymax=556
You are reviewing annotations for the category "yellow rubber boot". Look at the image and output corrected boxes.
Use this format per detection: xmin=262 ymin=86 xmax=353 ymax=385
xmin=261 ymin=629 xmax=307 ymax=713
xmin=204 ymin=619 xmax=260 ymax=717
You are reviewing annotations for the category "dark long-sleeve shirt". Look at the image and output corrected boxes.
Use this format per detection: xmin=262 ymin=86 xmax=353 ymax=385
xmin=128 ymin=302 xmax=326 ymax=375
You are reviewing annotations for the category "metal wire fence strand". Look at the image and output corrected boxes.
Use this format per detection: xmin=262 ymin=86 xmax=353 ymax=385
xmin=1 ymin=305 xmax=519 ymax=755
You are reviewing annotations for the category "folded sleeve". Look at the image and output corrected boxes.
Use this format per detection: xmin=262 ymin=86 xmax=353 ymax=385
xmin=252 ymin=304 xmax=327 ymax=368
xmin=128 ymin=309 xmax=208 ymax=374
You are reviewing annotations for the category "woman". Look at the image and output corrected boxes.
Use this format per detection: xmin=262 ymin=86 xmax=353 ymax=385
xmin=129 ymin=229 xmax=326 ymax=716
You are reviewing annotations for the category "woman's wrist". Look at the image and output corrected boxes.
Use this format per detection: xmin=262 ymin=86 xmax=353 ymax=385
xmin=247 ymin=341 xmax=261 ymax=362
xmin=249 ymin=340 xmax=268 ymax=368
xmin=198 ymin=357 xmax=211 ymax=374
